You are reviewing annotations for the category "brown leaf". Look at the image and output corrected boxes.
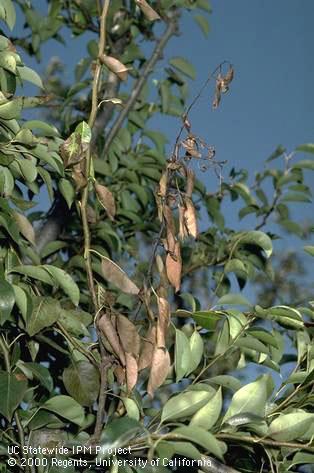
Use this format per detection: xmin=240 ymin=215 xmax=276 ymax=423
xmin=158 ymin=171 xmax=168 ymax=198
xmin=181 ymin=136 xmax=201 ymax=159
xmin=13 ymin=212 xmax=35 ymax=245
xmin=101 ymin=257 xmax=139 ymax=295
xmin=125 ymin=352 xmax=138 ymax=393
xmin=157 ymin=295 xmax=170 ymax=347
xmin=60 ymin=131 xmax=87 ymax=168
xmin=135 ymin=0 xmax=161 ymax=21
xmin=86 ymin=205 xmax=97 ymax=224
xmin=138 ymin=326 xmax=156 ymax=371
xmin=147 ymin=347 xmax=170 ymax=397
xmin=72 ymin=163 xmax=87 ymax=191
xmin=116 ymin=314 xmax=141 ymax=357
xmin=114 ymin=365 xmax=126 ymax=385
xmin=163 ymin=205 xmax=176 ymax=253
xmin=166 ymin=241 xmax=182 ymax=292
xmin=178 ymin=205 xmax=188 ymax=241
xmin=99 ymin=55 xmax=128 ymax=81
xmin=185 ymin=198 xmax=198 ymax=238
xmin=186 ymin=168 xmax=195 ymax=198
xmin=224 ymin=65 xmax=234 ymax=86
xmin=94 ymin=182 xmax=116 ymax=220
xmin=98 ymin=314 xmax=126 ymax=365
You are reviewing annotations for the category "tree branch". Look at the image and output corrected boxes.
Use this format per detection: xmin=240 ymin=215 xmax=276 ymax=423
xmin=102 ymin=16 xmax=179 ymax=156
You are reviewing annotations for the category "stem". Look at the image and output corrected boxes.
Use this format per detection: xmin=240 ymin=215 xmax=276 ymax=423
xmin=102 ymin=17 xmax=179 ymax=156
xmin=92 ymin=357 xmax=111 ymax=440
xmin=216 ymin=433 xmax=314 ymax=453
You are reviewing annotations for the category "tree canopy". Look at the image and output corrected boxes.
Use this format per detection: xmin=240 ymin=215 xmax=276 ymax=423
xmin=0 ymin=1 xmax=314 ymax=472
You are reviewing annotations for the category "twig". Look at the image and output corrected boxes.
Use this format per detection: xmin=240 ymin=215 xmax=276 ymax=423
xmin=92 ymin=357 xmax=112 ymax=441
xmin=102 ymin=17 xmax=179 ymax=156
xmin=216 ymin=433 xmax=314 ymax=453
xmin=255 ymin=190 xmax=280 ymax=230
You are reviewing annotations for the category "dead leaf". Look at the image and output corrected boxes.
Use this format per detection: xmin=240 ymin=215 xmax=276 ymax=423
xmin=116 ymin=314 xmax=141 ymax=357
xmin=13 ymin=212 xmax=35 ymax=245
xmin=135 ymin=0 xmax=161 ymax=21
xmin=147 ymin=347 xmax=170 ymax=397
xmin=185 ymin=198 xmax=198 ymax=238
xmin=125 ymin=352 xmax=138 ymax=393
xmin=158 ymin=171 xmax=168 ymax=198
xmin=101 ymin=257 xmax=139 ymax=295
xmin=99 ymin=55 xmax=129 ymax=81
xmin=186 ymin=168 xmax=195 ymax=198
xmin=138 ymin=326 xmax=156 ymax=371
xmin=166 ymin=241 xmax=182 ymax=292
xmin=157 ymin=295 xmax=170 ymax=347
xmin=94 ymin=182 xmax=116 ymax=220
xmin=86 ymin=205 xmax=97 ymax=224
xmin=98 ymin=314 xmax=126 ymax=365
xmin=224 ymin=65 xmax=234 ymax=86
xmin=178 ymin=205 xmax=188 ymax=241
xmin=72 ymin=163 xmax=87 ymax=191
xmin=163 ymin=205 xmax=176 ymax=253
xmin=114 ymin=365 xmax=126 ymax=385
xmin=181 ymin=136 xmax=201 ymax=159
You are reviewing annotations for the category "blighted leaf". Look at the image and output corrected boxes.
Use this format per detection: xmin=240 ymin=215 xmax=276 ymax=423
xmin=161 ymin=390 xmax=212 ymax=423
xmin=184 ymin=198 xmax=198 ymax=238
xmin=60 ymin=121 xmax=90 ymax=167
xmin=100 ymin=55 xmax=129 ymax=81
xmin=190 ymin=387 xmax=222 ymax=430
xmin=147 ymin=347 xmax=170 ymax=397
xmin=138 ymin=326 xmax=156 ymax=371
xmin=98 ymin=313 xmax=126 ymax=365
xmin=13 ymin=211 xmax=35 ymax=245
xmin=166 ymin=241 xmax=182 ymax=292
xmin=63 ymin=361 xmax=100 ymax=406
xmin=95 ymin=182 xmax=116 ymax=220
xmin=0 ymin=371 xmax=27 ymax=421
xmin=156 ymin=295 xmax=170 ymax=347
xmin=116 ymin=314 xmax=141 ymax=356
xmin=0 ymin=280 xmax=15 ymax=325
xmin=135 ymin=0 xmax=160 ymax=21
xmin=268 ymin=412 xmax=314 ymax=441
xmin=125 ymin=352 xmax=138 ymax=393
xmin=101 ymin=257 xmax=139 ymax=295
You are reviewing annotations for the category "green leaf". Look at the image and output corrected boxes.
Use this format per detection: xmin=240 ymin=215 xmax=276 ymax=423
xmin=175 ymin=329 xmax=192 ymax=382
xmin=122 ymin=398 xmax=140 ymax=421
xmin=234 ymin=230 xmax=273 ymax=258
xmin=1 ymin=0 xmax=16 ymax=30
xmin=59 ymin=178 xmax=75 ymax=209
xmin=172 ymin=425 xmax=226 ymax=460
xmin=0 ymin=371 xmax=27 ymax=421
xmin=187 ymin=330 xmax=204 ymax=374
xmin=304 ymin=245 xmax=314 ymax=257
xmin=17 ymin=65 xmax=43 ymax=89
xmin=224 ymin=375 xmax=270 ymax=421
xmin=11 ymin=265 xmax=54 ymax=285
xmin=0 ymin=279 xmax=15 ymax=325
xmin=190 ymin=310 xmax=223 ymax=330
xmin=59 ymin=308 xmax=91 ymax=337
xmin=42 ymin=265 xmax=80 ymax=306
xmin=234 ymin=335 xmax=269 ymax=354
xmin=169 ymin=57 xmax=196 ymax=80
xmin=161 ymin=391 xmax=212 ymax=423
xmin=63 ymin=361 xmax=99 ymax=406
xmin=26 ymin=297 xmax=62 ymax=336
xmin=42 ymin=395 xmax=85 ymax=426
xmin=268 ymin=412 xmax=314 ymax=441
xmin=99 ymin=417 xmax=143 ymax=457
xmin=266 ymin=145 xmax=286 ymax=162
xmin=217 ymin=293 xmax=251 ymax=307
xmin=194 ymin=14 xmax=210 ymax=36
xmin=162 ymin=441 xmax=201 ymax=461
xmin=196 ymin=0 xmax=212 ymax=13
xmin=21 ymin=362 xmax=53 ymax=391
xmin=190 ymin=387 xmax=222 ymax=430
xmin=22 ymin=120 xmax=59 ymax=137
xmin=296 ymin=143 xmax=314 ymax=154
xmin=293 ymin=159 xmax=314 ymax=170
xmin=207 ymin=375 xmax=242 ymax=391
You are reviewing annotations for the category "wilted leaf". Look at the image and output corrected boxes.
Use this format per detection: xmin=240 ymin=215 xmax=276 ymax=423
xmin=125 ymin=352 xmax=138 ymax=393
xmin=156 ymin=295 xmax=170 ymax=347
xmin=138 ymin=326 xmax=156 ymax=371
xmin=135 ymin=0 xmax=160 ymax=21
xmin=101 ymin=257 xmax=139 ymax=295
xmin=147 ymin=347 xmax=170 ymax=397
xmin=166 ymin=241 xmax=182 ymax=292
xmin=100 ymin=55 xmax=129 ymax=81
xmin=184 ymin=198 xmax=198 ymax=238
xmin=95 ymin=182 xmax=116 ymax=220
xmin=116 ymin=314 xmax=141 ymax=357
xmin=98 ymin=313 xmax=126 ymax=365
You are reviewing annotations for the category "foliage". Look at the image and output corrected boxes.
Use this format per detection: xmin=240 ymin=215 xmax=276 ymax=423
xmin=0 ymin=1 xmax=314 ymax=473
